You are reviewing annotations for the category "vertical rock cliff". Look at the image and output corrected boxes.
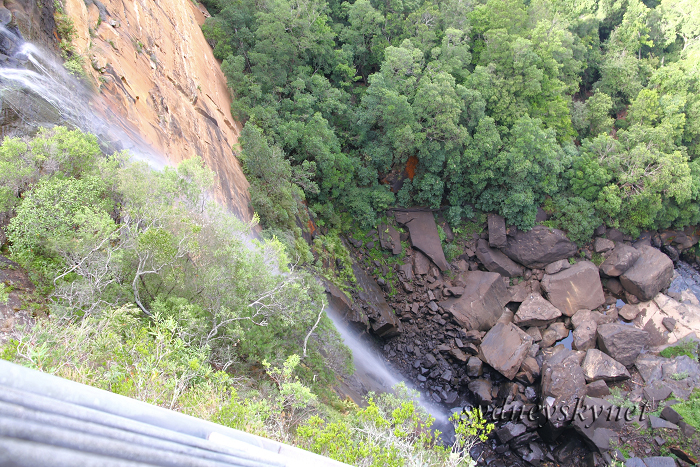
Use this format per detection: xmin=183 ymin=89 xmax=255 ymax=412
xmin=59 ymin=0 xmax=252 ymax=220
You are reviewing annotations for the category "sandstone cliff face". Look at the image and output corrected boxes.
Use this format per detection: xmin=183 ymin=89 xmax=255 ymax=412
xmin=63 ymin=0 xmax=252 ymax=221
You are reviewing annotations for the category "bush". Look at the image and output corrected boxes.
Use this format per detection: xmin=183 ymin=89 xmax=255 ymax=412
xmin=548 ymin=196 xmax=602 ymax=245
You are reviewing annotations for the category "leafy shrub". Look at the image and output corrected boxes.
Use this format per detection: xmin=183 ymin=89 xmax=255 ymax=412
xmin=547 ymin=196 xmax=602 ymax=245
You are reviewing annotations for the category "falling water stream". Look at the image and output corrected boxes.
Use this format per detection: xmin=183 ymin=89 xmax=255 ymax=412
xmin=0 ymin=25 xmax=165 ymax=169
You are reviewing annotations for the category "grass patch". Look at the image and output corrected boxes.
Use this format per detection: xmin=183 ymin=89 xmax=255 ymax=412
xmin=674 ymin=389 xmax=700 ymax=429
xmin=660 ymin=339 xmax=700 ymax=359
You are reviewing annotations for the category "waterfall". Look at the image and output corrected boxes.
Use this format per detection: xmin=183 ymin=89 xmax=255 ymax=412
xmin=0 ymin=25 xmax=165 ymax=169
xmin=325 ymin=305 xmax=454 ymax=438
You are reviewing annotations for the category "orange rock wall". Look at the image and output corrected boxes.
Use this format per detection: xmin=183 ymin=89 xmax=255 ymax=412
xmin=63 ymin=0 xmax=253 ymax=221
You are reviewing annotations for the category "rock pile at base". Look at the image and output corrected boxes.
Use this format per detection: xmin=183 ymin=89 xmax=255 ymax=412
xmin=341 ymin=210 xmax=700 ymax=466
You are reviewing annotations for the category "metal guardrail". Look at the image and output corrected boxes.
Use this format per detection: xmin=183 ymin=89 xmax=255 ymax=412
xmin=0 ymin=360 xmax=350 ymax=467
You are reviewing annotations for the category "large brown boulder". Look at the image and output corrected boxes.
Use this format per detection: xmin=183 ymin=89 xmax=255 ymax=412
xmin=572 ymin=319 xmax=597 ymax=351
xmin=513 ymin=293 xmax=562 ymax=327
xmin=352 ymin=264 xmax=401 ymax=338
xmin=581 ymin=349 xmax=630 ymax=382
xmin=540 ymin=347 xmax=587 ymax=428
xmin=442 ymin=271 xmax=510 ymax=331
xmin=488 ymin=214 xmax=507 ymax=248
xmin=599 ymin=243 xmax=641 ymax=277
xmin=619 ymin=246 xmax=673 ymax=301
xmin=476 ymin=239 xmax=524 ymax=278
xmin=541 ymin=261 xmax=605 ymax=316
xmin=394 ymin=211 xmax=449 ymax=270
xmin=502 ymin=226 xmax=577 ymax=269
xmin=597 ymin=323 xmax=649 ymax=366
xmin=479 ymin=322 xmax=533 ymax=380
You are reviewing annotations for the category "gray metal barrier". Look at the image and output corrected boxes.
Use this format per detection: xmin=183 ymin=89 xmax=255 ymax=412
xmin=0 ymin=360 xmax=350 ymax=467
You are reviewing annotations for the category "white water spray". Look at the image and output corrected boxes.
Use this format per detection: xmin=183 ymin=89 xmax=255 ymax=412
xmin=0 ymin=29 xmax=165 ymax=169
xmin=325 ymin=306 xmax=452 ymax=434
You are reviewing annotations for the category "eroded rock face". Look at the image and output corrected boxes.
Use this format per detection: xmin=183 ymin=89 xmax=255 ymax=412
xmin=581 ymin=349 xmax=630 ymax=382
xmin=62 ymin=0 xmax=253 ymax=221
xmin=394 ymin=211 xmax=449 ymax=271
xmin=502 ymin=226 xmax=577 ymax=269
xmin=352 ymin=264 xmax=401 ymax=338
xmin=476 ymin=239 xmax=524 ymax=278
xmin=619 ymin=246 xmax=674 ymax=301
xmin=480 ymin=322 xmax=533 ymax=380
xmin=326 ymin=281 xmax=368 ymax=332
xmin=541 ymin=261 xmax=605 ymax=316
xmin=597 ymin=323 xmax=649 ymax=366
xmin=442 ymin=271 xmax=510 ymax=331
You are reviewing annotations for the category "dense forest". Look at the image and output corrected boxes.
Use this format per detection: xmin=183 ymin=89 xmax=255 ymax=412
xmin=201 ymin=0 xmax=700 ymax=243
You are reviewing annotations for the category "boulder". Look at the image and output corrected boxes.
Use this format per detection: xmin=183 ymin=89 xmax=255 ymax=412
xmin=468 ymin=379 xmax=493 ymax=404
xmin=544 ymin=259 xmax=570 ymax=275
xmin=571 ymin=309 xmax=617 ymax=328
xmin=413 ymin=250 xmax=431 ymax=275
xmin=594 ymin=237 xmax=615 ymax=253
xmin=540 ymin=322 xmax=569 ymax=348
xmin=513 ymin=293 xmax=562 ymax=327
xmin=541 ymin=261 xmax=605 ymax=316
xmin=352 ymin=264 xmax=402 ymax=338
xmin=586 ymin=380 xmax=610 ymax=397
xmin=508 ymin=279 xmax=541 ymax=303
xmin=378 ymin=223 xmax=402 ymax=255
xmin=606 ymin=277 xmax=624 ymax=296
xmin=398 ymin=263 xmax=414 ymax=281
xmin=599 ymin=244 xmax=641 ymax=277
xmin=642 ymin=457 xmax=678 ymax=467
xmin=597 ymin=323 xmax=649 ymax=366
xmin=571 ymin=397 xmax=626 ymax=452
xmin=394 ymin=211 xmax=449 ymax=270
xmin=581 ymin=349 xmax=630 ymax=382
xmin=442 ymin=271 xmax=510 ymax=331
xmin=476 ymin=239 xmax=524 ymax=277
xmin=480 ymin=322 xmax=534 ymax=380
xmin=541 ymin=348 xmax=587 ymax=428
xmin=501 ymin=226 xmax=577 ymax=269
xmin=572 ymin=319 xmax=597 ymax=351
xmin=488 ymin=214 xmax=507 ymax=248
xmin=619 ymin=246 xmax=673 ymax=301
xmin=466 ymin=356 xmax=483 ymax=377
xmin=618 ymin=304 xmax=640 ymax=321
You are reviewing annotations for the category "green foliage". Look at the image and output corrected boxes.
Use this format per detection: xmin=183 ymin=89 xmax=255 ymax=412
xmin=673 ymin=389 xmax=700 ymax=429
xmin=546 ymin=196 xmax=602 ymax=245
xmin=202 ymin=0 xmax=700 ymax=244
xmin=659 ymin=339 xmax=700 ymax=359
xmin=298 ymin=383 xmax=481 ymax=466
